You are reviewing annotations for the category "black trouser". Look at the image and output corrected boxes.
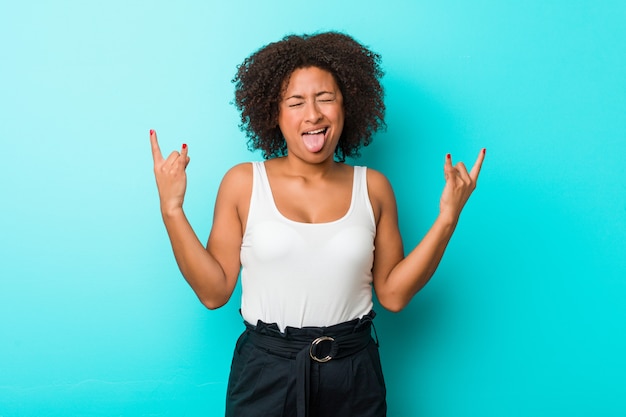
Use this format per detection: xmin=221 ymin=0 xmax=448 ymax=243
xmin=225 ymin=311 xmax=386 ymax=417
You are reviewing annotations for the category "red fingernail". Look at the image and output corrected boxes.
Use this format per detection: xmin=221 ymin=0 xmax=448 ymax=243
xmin=482 ymin=148 xmax=486 ymax=155
xmin=182 ymin=143 xmax=187 ymax=149
xmin=149 ymin=129 xmax=155 ymax=135
xmin=446 ymin=153 xmax=451 ymax=159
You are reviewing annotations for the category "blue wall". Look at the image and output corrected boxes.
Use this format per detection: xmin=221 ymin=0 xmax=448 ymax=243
xmin=1 ymin=0 xmax=625 ymax=415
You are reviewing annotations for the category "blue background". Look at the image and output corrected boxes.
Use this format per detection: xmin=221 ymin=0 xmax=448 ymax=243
xmin=1 ymin=0 xmax=625 ymax=415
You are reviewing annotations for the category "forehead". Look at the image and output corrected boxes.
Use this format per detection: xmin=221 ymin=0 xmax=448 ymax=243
xmin=282 ymin=66 xmax=340 ymax=94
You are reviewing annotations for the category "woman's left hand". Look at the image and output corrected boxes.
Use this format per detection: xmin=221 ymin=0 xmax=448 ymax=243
xmin=439 ymin=149 xmax=485 ymax=222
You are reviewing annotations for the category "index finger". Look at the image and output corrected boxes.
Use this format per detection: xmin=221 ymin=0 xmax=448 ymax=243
xmin=149 ymin=129 xmax=164 ymax=162
xmin=469 ymin=148 xmax=486 ymax=181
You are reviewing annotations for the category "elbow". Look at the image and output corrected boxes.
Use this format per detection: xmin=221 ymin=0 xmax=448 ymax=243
xmin=193 ymin=276 xmax=235 ymax=310
xmin=377 ymin=293 xmax=409 ymax=313
xmin=380 ymin=300 xmax=408 ymax=313
xmin=198 ymin=294 xmax=229 ymax=310
xmin=202 ymin=301 xmax=224 ymax=310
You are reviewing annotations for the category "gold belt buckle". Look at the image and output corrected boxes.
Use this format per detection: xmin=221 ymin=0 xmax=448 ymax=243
xmin=309 ymin=336 xmax=335 ymax=363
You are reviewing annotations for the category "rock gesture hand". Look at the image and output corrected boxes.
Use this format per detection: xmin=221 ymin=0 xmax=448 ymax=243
xmin=150 ymin=129 xmax=190 ymax=215
xmin=440 ymin=149 xmax=486 ymax=221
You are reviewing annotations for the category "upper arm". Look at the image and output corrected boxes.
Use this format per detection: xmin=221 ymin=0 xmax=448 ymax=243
xmin=367 ymin=169 xmax=405 ymax=300
xmin=206 ymin=163 xmax=252 ymax=291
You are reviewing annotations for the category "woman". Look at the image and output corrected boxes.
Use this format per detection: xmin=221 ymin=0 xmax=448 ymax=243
xmin=150 ymin=32 xmax=484 ymax=417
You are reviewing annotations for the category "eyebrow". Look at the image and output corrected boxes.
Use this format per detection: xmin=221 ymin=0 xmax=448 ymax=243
xmin=284 ymin=91 xmax=336 ymax=100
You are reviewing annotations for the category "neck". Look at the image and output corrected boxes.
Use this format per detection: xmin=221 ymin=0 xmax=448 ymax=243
xmin=278 ymin=154 xmax=341 ymax=179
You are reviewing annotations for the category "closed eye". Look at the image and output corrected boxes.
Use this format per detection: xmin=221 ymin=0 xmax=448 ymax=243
xmin=317 ymin=92 xmax=336 ymax=102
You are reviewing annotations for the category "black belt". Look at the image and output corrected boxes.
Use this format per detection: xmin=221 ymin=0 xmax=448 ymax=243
xmin=246 ymin=317 xmax=376 ymax=417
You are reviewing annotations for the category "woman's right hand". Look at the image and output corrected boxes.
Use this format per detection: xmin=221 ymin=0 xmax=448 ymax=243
xmin=149 ymin=129 xmax=190 ymax=216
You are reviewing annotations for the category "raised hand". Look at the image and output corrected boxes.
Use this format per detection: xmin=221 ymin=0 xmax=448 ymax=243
xmin=150 ymin=129 xmax=190 ymax=215
xmin=439 ymin=149 xmax=485 ymax=222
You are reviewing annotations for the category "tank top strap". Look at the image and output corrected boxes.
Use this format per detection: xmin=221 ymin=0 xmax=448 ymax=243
xmin=353 ymin=166 xmax=376 ymax=227
xmin=250 ymin=161 xmax=270 ymax=198
xmin=245 ymin=161 xmax=273 ymax=232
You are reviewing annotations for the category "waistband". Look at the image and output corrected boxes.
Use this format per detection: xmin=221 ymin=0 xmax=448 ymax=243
xmin=243 ymin=311 xmax=378 ymax=417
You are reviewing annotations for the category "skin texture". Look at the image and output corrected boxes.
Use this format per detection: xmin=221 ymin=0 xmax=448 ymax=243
xmin=232 ymin=32 xmax=385 ymax=161
xmin=150 ymin=65 xmax=485 ymax=312
xmin=277 ymin=67 xmax=345 ymax=170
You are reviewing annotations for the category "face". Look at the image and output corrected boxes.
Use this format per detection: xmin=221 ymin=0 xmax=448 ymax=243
xmin=278 ymin=66 xmax=344 ymax=163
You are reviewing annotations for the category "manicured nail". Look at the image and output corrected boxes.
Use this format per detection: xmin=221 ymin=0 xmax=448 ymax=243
xmin=149 ymin=129 xmax=155 ymax=135
xmin=182 ymin=143 xmax=187 ymax=149
xmin=446 ymin=153 xmax=451 ymax=159
xmin=482 ymin=148 xmax=486 ymax=155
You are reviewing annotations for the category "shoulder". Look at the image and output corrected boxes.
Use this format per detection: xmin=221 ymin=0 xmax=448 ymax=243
xmin=214 ymin=163 xmax=255 ymax=227
xmin=365 ymin=167 xmax=395 ymax=198
xmin=224 ymin=161 xmax=254 ymax=178
xmin=216 ymin=162 xmax=254 ymax=203
xmin=219 ymin=162 xmax=254 ymax=189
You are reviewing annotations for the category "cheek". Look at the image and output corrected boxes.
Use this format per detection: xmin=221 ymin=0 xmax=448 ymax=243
xmin=335 ymin=104 xmax=345 ymax=125
xmin=335 ymin=110 xmax=345 ymax=131
xmin=277 ymin=113 xmax=294 ymax=134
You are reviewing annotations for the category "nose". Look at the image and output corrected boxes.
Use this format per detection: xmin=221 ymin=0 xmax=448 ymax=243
xmin=305 ymin=101 xmax=323 ymax=123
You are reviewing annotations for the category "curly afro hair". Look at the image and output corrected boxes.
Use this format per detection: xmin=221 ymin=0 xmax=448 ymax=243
xmin=232 ymin=31 xmax=385 ymax=161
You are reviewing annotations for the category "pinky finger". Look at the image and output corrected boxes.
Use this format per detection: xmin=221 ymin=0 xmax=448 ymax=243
xmin=469 ymin=148 xmax=486 ymax=180
xmin=180 ymin=143 xmax=191 ymax=168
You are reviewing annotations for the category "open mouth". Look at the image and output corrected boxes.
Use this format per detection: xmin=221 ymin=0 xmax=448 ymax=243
xmin=302 ymin=127 xmax=328 ymax=152
xmin=303 ymin=127 xmax=328 ymax=136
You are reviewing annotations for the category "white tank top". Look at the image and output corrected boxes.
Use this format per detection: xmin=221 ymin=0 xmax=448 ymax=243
xmin=240 ymin=161 xmax=376 ymax=331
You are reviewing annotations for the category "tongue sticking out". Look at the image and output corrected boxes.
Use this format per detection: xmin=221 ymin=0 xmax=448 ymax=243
xmin=302 ymin=132 xmax=325 ymax=153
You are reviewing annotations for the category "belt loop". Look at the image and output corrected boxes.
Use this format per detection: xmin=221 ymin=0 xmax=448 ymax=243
xmin=371 ymin=320 xmax=380 ymax=348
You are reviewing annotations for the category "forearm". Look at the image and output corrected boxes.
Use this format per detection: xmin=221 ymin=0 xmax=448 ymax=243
xmin=372 ymin=149 xmax=484 ymax=312
xmin=380 ymin=213 xmax=458 ymax=311
xmin=161 ymin=207 xmax=232 ymax=308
